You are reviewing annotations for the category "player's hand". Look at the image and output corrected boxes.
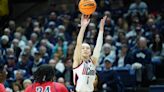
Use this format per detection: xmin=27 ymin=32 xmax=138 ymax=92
xmin=99 ymin=16 xmax=107 ymax=31
xmin=80 ymin=14 xmax=90 ymax=28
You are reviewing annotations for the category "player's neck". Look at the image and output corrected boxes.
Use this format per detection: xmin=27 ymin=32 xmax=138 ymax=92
xmin=82 ymin=57 xmax=90 ymax=61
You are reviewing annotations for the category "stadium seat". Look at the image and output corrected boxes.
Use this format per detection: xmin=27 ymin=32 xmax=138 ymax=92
xmin=149 ymin=85 xmax=164 ymax=92
xmin=114 ymin=68 xmax=137 ymax=87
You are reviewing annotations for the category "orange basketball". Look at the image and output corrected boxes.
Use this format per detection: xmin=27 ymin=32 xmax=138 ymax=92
xmin=78 ymin=0 xmax=97 ymax=15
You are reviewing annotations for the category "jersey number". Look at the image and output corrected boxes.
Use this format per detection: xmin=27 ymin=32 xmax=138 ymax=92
xmin=36 ymin=86 xmax=51 ymax=92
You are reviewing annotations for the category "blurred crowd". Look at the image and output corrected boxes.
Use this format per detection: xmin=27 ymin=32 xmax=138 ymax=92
xmin=0 ymin=0 xmax=164 ymax=92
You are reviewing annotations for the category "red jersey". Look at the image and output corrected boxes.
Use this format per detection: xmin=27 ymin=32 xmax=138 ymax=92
xmin=24 ymin=82 xmax=68 ymax=92
xmin=0 ymin=83 xmax=5 ymax=92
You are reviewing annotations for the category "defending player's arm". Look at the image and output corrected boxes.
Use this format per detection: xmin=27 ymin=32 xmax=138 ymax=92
xmin=73 ymin=15 xmax=90 ymax=68
xmin=92 ymin=16 xmax=107 ymax=65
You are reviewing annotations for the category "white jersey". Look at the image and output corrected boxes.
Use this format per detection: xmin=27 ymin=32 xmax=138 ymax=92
xmin=73 ymin=59 xmax=96 ymax=92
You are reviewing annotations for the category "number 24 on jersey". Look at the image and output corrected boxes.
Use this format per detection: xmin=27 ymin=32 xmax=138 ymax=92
xmin=36 ymin=86 xmax=51 ymax=92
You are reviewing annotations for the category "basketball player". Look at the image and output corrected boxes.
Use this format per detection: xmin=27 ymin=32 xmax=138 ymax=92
xmin=0 ymin=63 xmax=6 ymax=92
xmin=24 ymin=64 xmax=68 ymax=92
xmin=73 ymin=15 xmax=107 ymax=92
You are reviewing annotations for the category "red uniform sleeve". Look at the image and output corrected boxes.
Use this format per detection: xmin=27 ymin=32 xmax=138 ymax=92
xmin=61 ymin=84 xmax=69 ymax=92
xmin=0 ymin=83 xmax=6 ymax=92
xmin=55 ymin=83 xmax=69 ymax=92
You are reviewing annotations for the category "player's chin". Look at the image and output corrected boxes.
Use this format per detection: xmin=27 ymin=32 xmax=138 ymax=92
xmin=82 ymin=54 xmax=89 ymax=58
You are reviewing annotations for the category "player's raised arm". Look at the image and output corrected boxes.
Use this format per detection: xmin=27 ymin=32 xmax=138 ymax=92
xmin=73 ymin=15 xmax=90 ymax=68
xmin=92 ymin=16 xmax=107 ymax=65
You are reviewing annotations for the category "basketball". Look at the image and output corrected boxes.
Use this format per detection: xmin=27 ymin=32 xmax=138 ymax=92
xmin=78 ymin=0 xmax=97 ymax=15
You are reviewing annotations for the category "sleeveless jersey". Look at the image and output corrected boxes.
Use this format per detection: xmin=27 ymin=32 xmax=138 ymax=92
xmin=24 ymin=82 xmax=68 ymax=92
xmin=73 ymin=59 xmax=96 ymax=92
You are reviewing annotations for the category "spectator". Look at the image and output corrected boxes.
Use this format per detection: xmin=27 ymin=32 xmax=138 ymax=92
xmin=149 ymin=33 xmax=164 ymax=63
xmin=131 ymin=37 xmax=156 ymax=85
xmin=13 ymin=70 xmax=25 ymax=88
xmin=85 ymin=23 xmax=97 ymax=45
xmin=99 ymin=43 xmax=116 ymax=66
xmin=5 ymin=87 xmax=13 ymax=92
xmin=97 ymin=56 xmax=124 ymax=92
xmin=63 ymin=44 xmax=74 ymax=87
xmin=23 ymin=79 xmax=32 ymax=89
xmin=113 ymin=44 xmax=131 ymax=68
xmin=27 ymin=40 xmax=37 ymax=58
xmin=17 ymin=52 xmax=32 ymax=77
xmin=103 ymin=11 xmax=115 ymax=36
xmin=3 ymin=28 xmax=12 ymax=41
xmin=5 ymin=48 xmax=15 ymax=62
xmin=90 ymin=12 xmax=99 ymax=26
xmin=63 ymin=59 xmax=73 ymax=87
xmin=65 ymin=43 xmax=74 ymax=60
xmin=15 ymin=26 xmax=27 ymax=44
xmin=38 ymin=45 xmax=50 ymax=63
xmin=57 ymin=77 xmax=65 ymax=85
xmin=48 ymin=12 xmax=57 ymax=22
xmin=0 ymin=35 xmax=10 ymax=57
xmin=4 ymin=28 xmax=10 ymax=35
xmin=37 ymin=15 xmax=45 ymax=28
xmin=126 ymin=19 xmax=145 ymax=47
xmin=115 ymin=31 xmax=128 ymax=49
xmin=110 ymin=0 xmax=124 ymax=17
xmin=52 ymin=35 xmax=68 ymax=58
xmin=14 ymin=30 xmax=27 ymax=49
xmin=8 ymin=20 xmax=16 ymax=33
xmin=12 ymin=82 xmax=22 ymax=92
xmin=0 ymin=50 xmax=5 ymax=64
xmin=24 ymin=17 xmax=33 ymax=40
xmin=29 ymin=32 xmax=39 ymax=48
xmin=115 ymin=17 xmax=129 ymax=33
xmin=48 ymin=59 xmax=63 ymax=80
xmin=31 ymin=50 xmax=46 ymax=74
xmin=43 ymin=28 xmax=56 ymax=44
xmin=104 ymin=35 xmax=116 ymax=51
xmin=11 ymin=38 xmax=22 ymax=59
xmin=51 ymin=53 xmax=65 ymax=74
xmin=144 ymin=17 xmax=157 ymax=43
xmin=39 ymin=39 xmax=53 ymax=57
xmin=125 ymin=0 xmax=148 ymax=17
xmin=6 ymin=55 xmax=17 ymax=80
xmin=22 ymin=46 xmax=34 ymax=61
xmin=57 ymin=46 xmax=65 ymax=59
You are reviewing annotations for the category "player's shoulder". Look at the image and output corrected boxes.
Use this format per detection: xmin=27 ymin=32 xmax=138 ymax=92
xmin=73 ymin=60 xmax=84 ymax=69
xmin=54 ymin=82 xmax=68 ymax=92
xmin=0 ymin=83 xmax=4 ymax=86
xmin=24 ymin=85 xmax=33 ymax=92
xmin=0 ymin=83 xmax=5 ymax=92
xmin=0 ymin=83 xmax=5 ymax=88
xmin=54 ymin=82 xmax=64 ymax=87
